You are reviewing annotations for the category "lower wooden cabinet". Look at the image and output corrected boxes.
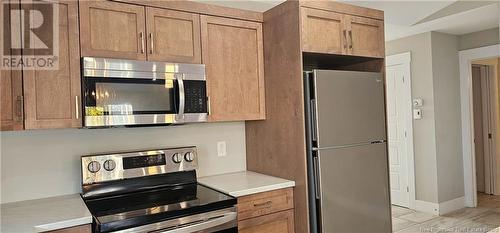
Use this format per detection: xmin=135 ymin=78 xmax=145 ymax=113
xmin=239 ymin=209 xmax=295 ymax=233
xmin=237 ymin=188 xmax=295 ymax=233
xmin=46 ymin=224 xmax=91 ymax=233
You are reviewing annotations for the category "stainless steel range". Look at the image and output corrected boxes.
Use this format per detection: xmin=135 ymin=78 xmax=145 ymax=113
xmin=80 ymin=146 xmax=237 ymax=233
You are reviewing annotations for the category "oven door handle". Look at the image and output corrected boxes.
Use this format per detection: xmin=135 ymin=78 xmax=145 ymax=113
xmin=177 ymin=74 xmax=185 ymax=116
xmin=159 ymin=212 xmax=237 ymax=233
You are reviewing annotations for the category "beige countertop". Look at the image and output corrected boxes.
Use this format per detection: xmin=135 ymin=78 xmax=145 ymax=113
xmin=1 ymin=194 xmax=92 ymax=233
xmin=198 ymin=171 xmax=295 ymax=197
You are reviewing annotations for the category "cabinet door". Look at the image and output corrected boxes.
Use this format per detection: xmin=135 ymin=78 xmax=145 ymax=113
xmin=79 ymin=1 xmax=146 ymax=60
xmin=346 ymin=15 xmax=384 ymax=58
xmin=23 ymin=0 xmax=82 ymax=129
xmin=145 ymin=8 xmax=201 ymax=63
xmin=301 ymin=7 xmax=347 ymax=55
xmin=238 ymin=210 xmax=295 ymax=233
xmin=0 ymin=1 xmax=23 ymax=131
xmin=201 ymin=16 xmax=265 ymax=121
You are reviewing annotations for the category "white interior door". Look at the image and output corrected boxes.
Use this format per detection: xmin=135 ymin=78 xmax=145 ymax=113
xmin=386 ymin=64 xmax=410 ymax=207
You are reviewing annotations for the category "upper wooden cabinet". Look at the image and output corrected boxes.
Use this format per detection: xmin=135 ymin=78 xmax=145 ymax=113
xmin=23 ymin=0 xmax=82 ymax=129
xmin=0 ymin=1 xmax=23 ymax=131
xmin=301 ymin=8 xmax=347 ymax=55
xmin=79 ymin=1 xmax=147 ymax=60
xmin=79 ymin=1 xmax=202 ymax=63
xmin=145 ymin=7 xmax=201 ymax=63
xmin=201 ymin=15 xmax=265 ymax=121
xmin=345 ymin=15 xmax=384 ymax=58
xmin=301 ymin=7 xmax=385 ymax=58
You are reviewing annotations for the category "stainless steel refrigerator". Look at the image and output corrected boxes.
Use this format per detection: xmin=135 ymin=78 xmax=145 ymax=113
xmin=304 ymin=70 xmax=392 ymax=233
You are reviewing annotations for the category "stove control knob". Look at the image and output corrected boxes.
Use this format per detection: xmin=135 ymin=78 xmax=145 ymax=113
xmin=172 ymin=153 xmax=182 ymax=163
xmin=184 ymin=152 xmax=195 ymax=162
xmin=88 ymin=161 xmax=101 ymax=173
xmin=103 ymin=159 xmax=116 ymax=171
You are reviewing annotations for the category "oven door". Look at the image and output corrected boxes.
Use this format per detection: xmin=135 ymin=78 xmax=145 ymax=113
xmin=112 ymin=207 xmax=237 ymax=233
xmin=82 ymin=74 xmax=181 ymax=127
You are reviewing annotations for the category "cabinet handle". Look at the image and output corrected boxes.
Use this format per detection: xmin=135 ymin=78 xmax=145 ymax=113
xmin=149 ymin=33 xmax=154 ymax=54
xmin=15 ymin=95 xmax=23 ymax=121
xmin=348 ymin=30 xmax=353 ymax=49
xmin=343 ymin=30 xmax=347 ymax=50
xmin=253 ymin=201 xmax=272 ymax=208
xmin=139 ymin=32 xmax=145 ymax=54
xmin=75 ymin=96 xmax=80 ymax=120
xmin=207 ymin=96 xmax=211 ymax=115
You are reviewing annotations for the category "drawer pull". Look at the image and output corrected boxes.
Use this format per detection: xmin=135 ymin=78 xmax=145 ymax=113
xmin=253 ymin=201 xmax=272 ymax=208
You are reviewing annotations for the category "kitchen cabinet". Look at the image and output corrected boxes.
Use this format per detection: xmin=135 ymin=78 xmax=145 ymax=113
xmin=80 ymin=1 xmax=202 ymax=63
xmin=237 ymin=188 xmax=294 ymax=233
xmin=301 ymin=8 xmax=347 ymax=55
xmin=345 ymin=15 xmax=385 ymax=58
xmin=0 ymin=1 xmax=23 ymax=131
xmin=201 ymin=15 xmax=265 ymax=121
xmin=239 ymin=210 xmax=295 ymax=233
xmin=45 ymin=224 xmax=91 ymax=233
xmin=79 ymin=1 xmax=147 ymax=60
xmin=0 ymin=67 xmax=23 ymax=131
xmin=23 ymin=0 xmax=82 ymax=129
xmin=145 ymin=7 xmax=201 ymax=63
xmin=301 ymin=7 xmax=384 ymax=58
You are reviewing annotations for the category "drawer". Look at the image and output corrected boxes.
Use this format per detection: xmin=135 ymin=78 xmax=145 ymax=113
xmin=237 ymin=188 xmax=293 ymax=220
xmin=238 ymin=209 xmax=294 ymax=233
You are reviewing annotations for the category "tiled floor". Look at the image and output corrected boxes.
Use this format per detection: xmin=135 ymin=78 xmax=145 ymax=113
xmin=392 ymin=193 xmax=500 ymax=233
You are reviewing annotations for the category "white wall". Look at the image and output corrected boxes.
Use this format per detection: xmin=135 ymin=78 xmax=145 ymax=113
xmin=458 ymin=27 xmax=499 ymax=51
xmin=386 ymin=32 xmax=440 ymax=203
xmin=385 ymin=31 xmax=466 ymax=205
xmin=430 ymin=32 xmax=464 ymax=203
xmin=0 ymin=122 xmax=247 ymax=204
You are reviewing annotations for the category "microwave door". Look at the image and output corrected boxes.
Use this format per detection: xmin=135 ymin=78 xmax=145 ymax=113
xmin=82 ymin=77 xmax=179 ymax=127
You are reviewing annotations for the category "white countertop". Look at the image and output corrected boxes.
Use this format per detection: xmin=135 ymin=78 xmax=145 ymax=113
xmin=198 ymin=171 xmax=295 ymax=197
xmin=1 ymin=194 xmax=92 ymax=233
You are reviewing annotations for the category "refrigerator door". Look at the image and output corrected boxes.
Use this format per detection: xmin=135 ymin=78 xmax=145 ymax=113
xmin=316 ymin=142 xmax=391 ymax=233
xmin=312 ymin=70 xmax=386 ymax=147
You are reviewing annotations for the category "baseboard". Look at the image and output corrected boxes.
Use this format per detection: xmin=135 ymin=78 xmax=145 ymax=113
xmin=439 ymin=196 xmax=465 ymax=215
xmin=415 ymin=200 xmax=439 ymax=215
xmin=413 ymin=196 xmax=466 ymax=216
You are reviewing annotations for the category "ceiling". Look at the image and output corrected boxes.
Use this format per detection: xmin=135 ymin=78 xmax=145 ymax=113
xmin=195 ymin=0 xmax=500 ymax=41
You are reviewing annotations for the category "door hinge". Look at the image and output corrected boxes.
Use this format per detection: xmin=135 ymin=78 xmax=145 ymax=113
xmin=406 ymin=186 xmax=409 ymax=192
xmin=488 ymin=133 xmax=492 ymax=139
xmin=403 ymin=76 xmax=405 ymax=83
xmin=404 ymin=131 xmax=407 ymax=138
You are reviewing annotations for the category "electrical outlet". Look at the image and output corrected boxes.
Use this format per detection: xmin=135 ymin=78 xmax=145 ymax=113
xmin=217 ymin=141 xmax=227 ymax=157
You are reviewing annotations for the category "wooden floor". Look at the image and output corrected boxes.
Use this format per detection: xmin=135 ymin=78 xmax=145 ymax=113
xmin=393 ymin=193 xmax=500 ymax=232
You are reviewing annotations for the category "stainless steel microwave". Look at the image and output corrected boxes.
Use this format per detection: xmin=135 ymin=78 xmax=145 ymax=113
xmin=81 ymin=57 xmax=207 ymax=127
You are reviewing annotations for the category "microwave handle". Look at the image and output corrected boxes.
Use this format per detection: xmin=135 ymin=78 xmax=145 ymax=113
xmin=177 ymin=74 xmax=185 ymax=115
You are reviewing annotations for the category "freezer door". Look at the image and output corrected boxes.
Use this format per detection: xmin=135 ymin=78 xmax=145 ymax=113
xmin=312 ymin=70 xmax=386 ymax=147
xmin=316 ymin=143 xmax=391 ymax=233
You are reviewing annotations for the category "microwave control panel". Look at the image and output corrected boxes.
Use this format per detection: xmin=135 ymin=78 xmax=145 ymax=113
xmin=184 ymin=80 xmax=207 ymax=113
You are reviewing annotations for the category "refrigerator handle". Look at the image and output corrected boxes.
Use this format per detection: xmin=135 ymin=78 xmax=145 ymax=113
xmin=313 ymin=155 xmax=321 ymax=199
xmin=311 ymin=99 xmax=318 ymax=142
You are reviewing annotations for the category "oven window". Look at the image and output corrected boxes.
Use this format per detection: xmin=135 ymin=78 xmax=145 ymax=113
xmin=84 ymin=78 xmax=177 ymax=116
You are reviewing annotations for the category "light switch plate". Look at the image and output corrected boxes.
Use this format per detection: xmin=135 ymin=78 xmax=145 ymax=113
xmin=413 ymin=109 xmax=422 ymax=120
xmin=217 ymin=141 xmax=227 ymax=157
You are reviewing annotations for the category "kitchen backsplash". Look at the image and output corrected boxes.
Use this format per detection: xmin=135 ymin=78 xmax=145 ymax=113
xmin=0 ymin=122 xmax=246 ymax=204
